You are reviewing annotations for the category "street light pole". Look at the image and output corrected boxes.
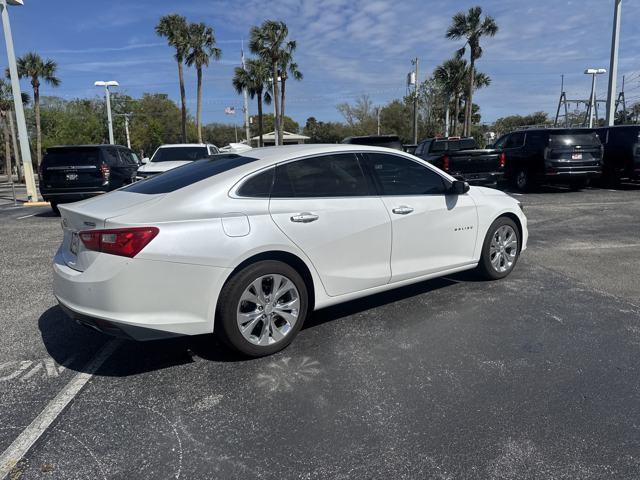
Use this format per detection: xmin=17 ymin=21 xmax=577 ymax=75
xmin=95 ymin=80 xmax=118 ymax=144
xmin=606 ymin=0 xmax=622 ymax=126
xmin=0 ymin=0 xmax=38 ymax=202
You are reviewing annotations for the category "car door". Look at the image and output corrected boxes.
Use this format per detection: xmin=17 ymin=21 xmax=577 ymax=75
xmin=362 ymin=152 xmax=478 ymax=283
xmin=269 ymin=152 xmax=392 ymax=297
xmin=502 ymin=132 xmax=526 ymax=175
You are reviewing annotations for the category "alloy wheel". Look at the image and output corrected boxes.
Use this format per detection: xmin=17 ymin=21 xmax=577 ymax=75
xmin=236 ymin=274 xmax=300 ymax=346
xmin=489 ymin=225 xmax=518 ymax=273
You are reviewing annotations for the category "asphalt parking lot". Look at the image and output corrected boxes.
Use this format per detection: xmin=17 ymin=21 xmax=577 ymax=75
xmin=2 ymin=183 xmax=640 ymax=479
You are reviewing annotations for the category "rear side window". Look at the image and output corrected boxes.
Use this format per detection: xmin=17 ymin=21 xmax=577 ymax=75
xmin=103 ymin=148 xmax=120 ymax=166
xmin=272 ymin=153 xmax=370 ymax=198
xmin=237 ymin=168 xmax=274 ymax=197
xmin=526 ymin=132 xmax=548 ymax=148
xmin=123 ymin=155 xmax=259 ymax=194
xmin=43 ymin=148 xmax=101 ymax=167
xmin=364 ymin=153 xmax=447 ymax=195
xmin=505 ymin=133 xmax=525 ymax=148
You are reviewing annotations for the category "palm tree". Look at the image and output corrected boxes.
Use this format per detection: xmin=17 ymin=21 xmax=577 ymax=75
xmin=0 ymin=79 xmax=29 ymax=180
xmin=15 ymin=52 xmax=60 ymax=166
xmin=156 ymin=14 xmax=190 ymax=143
xmin=446 ymin=6 xmax=498 ymax=136
xmin=232 ymin=59 xmax=271 ymax=146
xmin=249 ymin=20 xmax=289 ymax=145
xmin=278 ymin=40 xmax=302 ymax=137
xmin=186 ymin=22 xmax=221 ymax=143
xmin=434 ymin=58 xmax=466 ymax=135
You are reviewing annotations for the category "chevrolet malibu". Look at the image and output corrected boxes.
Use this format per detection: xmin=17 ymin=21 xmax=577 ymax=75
xmin=54 ymin=144 xmax=528 ymax=357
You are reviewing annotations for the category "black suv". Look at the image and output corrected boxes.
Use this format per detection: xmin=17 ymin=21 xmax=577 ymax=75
xmin=341 ymin=135 xmax=403 ymax=150
xmin=595 ymin=125 xmax=640 ymax=185
xmin=39 ymin=145 xmax=140 ymax=214
xmin=494 ymin=128 xmax=603 ymax=191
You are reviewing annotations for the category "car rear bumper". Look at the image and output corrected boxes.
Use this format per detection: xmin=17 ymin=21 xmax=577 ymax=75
xmin=455 ymin=171 xmax=504 ymax=185
xmin=543 ymin=169 xmax=601 ymax=181
xmin=53 ymin=248 xmax=231 ymax=340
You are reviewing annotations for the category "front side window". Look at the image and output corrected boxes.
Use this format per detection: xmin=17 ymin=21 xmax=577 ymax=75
xmin=272 ymin=153 xmax=370 ymax=198
xmin=364 ymin=153 xmax=447 ymax=195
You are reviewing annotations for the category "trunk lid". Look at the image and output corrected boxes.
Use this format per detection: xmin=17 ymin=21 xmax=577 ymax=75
xmin=58 ymin=191 xmax=165 ymax=272
xmin=546 ymin=132 xmax=602 ymax=171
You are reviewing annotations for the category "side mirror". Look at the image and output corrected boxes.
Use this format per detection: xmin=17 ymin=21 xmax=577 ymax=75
xmin=450 ymin=180 xmax=470 ymax=195
xmin=141 ymin=157 xmax=150 ymax=164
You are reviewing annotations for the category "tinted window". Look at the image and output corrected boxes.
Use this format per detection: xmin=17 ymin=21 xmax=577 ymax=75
xmin=151 ymin=147 xmax=209 ymax=162
xmin=103 ymin=148 xmax=120 ymax=166
xmin=273 ymin=153 xmax=370 ymax=198
xmin=415 ymin=141 xmax=427 ymax=156
xmin=119 ymin=150 xmax=136 ymax=165
xmin=505 ymin=133 xmax=525 ymax=148
xmin=493 ymin=135 xmax=509 ymax=149
xmin=365 ymin=153 xmax=446 ymax=195
xmin=430 ymin=140 xmax=447 ymax=153
xmin=237 ymin=168 xmax=274 ymax=197
xmin=549 ymin=132 xmax=600 ymax=147
xmin=448 ymin=139 xmax=478 ymax=151
xmin=43 ymin=148 xmax=101 ymax=167
xmin=123 ymin=155 xmax=259 ymax=194
xmin=526 ymin=132 xmax=548 ymax=148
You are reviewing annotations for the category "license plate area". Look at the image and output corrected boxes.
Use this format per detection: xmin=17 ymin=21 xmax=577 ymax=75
xmin=572 ymin=153 xmax=583 ymax=160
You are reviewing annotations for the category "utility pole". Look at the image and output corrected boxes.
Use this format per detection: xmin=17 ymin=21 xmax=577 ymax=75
xmin=241 ymin=40 xmax=250 ymax=143
xmin=606 ymin=0 xmax=622 ymax=126
xmin=444 ymin=94 xmax=450 ymax=137
xmin=585 ymin=69 xmax=606 ymax=128
xmin=376 ymin=107 xmax=381 ymax=135
xmin=412 ymin=57 xmax=419 ymax=144
xmin=123 ymin=114 xmax=131 ymax=149
xmin=95 ymin=81 xmax=118 ymax=144
xmin=1 ymin=0 xmax=38 ymax=201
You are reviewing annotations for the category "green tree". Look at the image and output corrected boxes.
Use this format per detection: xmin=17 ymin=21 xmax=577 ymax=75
xmin=202 ymin=122 xmax=238 ymax=146
xmin=156 ymin=14 xmax=190 ymax=143
xmin=186 ymin=21 xmax=221 ymax=143
xmin=278 ymin=40 xmax=302 ymax=139
xmin=337 ymin=94 xmax=377 ymax=135
xmin=260 ymin=113 xmax=298 ymax=134
xmin=446 ymin=6 xmax=498 ymax=136
xmin=434 ymin=57 xmax=467 ymax=135
xmin=232 ymin=58 xmax=271 ymax=146
xmin=129 ymin=93 xmax=184 ymax=156
xmin=249 ymin=20 xmax=290 ymax=145
xmin=15 ymin=52 xmax=60 ymax=165
xmin=492 ymin=112 xmax=549 ymax=135
xmin=303 ymin=117 xmax=352 ymax=143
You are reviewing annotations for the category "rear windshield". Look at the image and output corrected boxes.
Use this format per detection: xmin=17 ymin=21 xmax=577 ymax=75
xmin=43 ymin=148 xmax=101 ymax=167
xmin=151 ymin=147 xmax=209 ymax=162
xmin=344 ymin=137 xmax=402 ymax=149
xmin=430 ymin=139 xmax=477 ymax=152
xmin=550 ymin=132 xmax=600 ymax=147
xmin=123 ymin=154 xmax=259 ymax=194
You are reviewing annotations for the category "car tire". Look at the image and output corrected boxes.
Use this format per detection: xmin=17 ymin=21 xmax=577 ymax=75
xmin=476 ymin=217 xmax=521 ymax=280
xmin=216 ymin=260 xmax=309 ymax=357
xmin=50 ymin=202 xmax=60 ymax=216
xmin=513 ymin=169 xmax=534 ymax=192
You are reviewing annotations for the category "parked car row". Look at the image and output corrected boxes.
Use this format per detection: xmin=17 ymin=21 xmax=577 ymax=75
xmin=39 ymin=143 xmax=218 ymax=214
xmin=387 ymin=125 xmax=639 ymax=192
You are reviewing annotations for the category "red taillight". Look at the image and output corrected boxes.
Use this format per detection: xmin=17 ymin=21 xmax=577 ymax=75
xmin=442 ymin=155 xmax=450 ymax=172
xmin=100 ymin=163 xmax=110 ymax=180
xmin=79 ymin=227 xmax=159 ymax=258
xmin=499 ymin=152 xmax=506 ymax=168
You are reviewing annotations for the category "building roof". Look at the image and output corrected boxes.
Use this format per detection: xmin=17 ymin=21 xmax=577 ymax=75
xmin=250 ymin=131 xmax=310 ymax=141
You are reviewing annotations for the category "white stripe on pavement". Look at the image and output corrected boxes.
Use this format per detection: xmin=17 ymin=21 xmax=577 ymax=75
xmin=0 ymin=340 xmax=120 ymax=479
xmin=16 ymin=214 xmax=36 ymax=220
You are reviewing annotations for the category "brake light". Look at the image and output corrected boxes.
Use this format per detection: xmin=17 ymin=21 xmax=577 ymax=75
xmin=79 ymin=227 xmax=159 ymax=258
xmin=100 ymin=163 xmax=110 ymax=180
xmin=442 ymin=155 xmax=450 ymax=172
xmin=499 ymin=152 xmax=506 ymax=168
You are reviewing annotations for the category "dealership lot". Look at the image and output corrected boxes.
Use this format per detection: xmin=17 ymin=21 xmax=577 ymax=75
xmin=1 ymin=185 xmax=640 ymax=479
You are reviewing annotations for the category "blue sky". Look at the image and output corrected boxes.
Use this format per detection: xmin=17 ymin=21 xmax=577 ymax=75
xmin=6 ymin=0 xmax=640 ymax=126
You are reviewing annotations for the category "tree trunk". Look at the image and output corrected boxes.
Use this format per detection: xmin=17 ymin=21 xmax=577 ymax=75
xmin=465 ymin=57 xmax=475 ymax=137
xmin=196 ymin=66 xmax=203 ymax=143
xmin=177 ymin=60 xmax=187 ymax=143
xmin=2 ymin=112 xmax=11 ymax=181
xmin=272 ymin=62 xmax=281 ymax=146
xmin=33 ymin=83 xmax=42 ymax=166
xmin=453 ymin=94 xmax=460 ymax=136
xmin=257 ymin=88 xmax=264 ymax=148
xmin=8 ymin=109 xmax=23 ymax=182
xmin=280 ymin=76 xmax=287 ymax=139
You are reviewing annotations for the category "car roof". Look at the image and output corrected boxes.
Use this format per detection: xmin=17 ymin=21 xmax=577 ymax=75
xmin=157 ymin=144 xmax=214 ymax=148
xmin=47 ymin=144 xmax=130 ymax=150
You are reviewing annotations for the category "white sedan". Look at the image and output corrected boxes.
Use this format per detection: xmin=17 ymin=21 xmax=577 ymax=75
xmin=54 ymin=144 xmax=528 ymax=356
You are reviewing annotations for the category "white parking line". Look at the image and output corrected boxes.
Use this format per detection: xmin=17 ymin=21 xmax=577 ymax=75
xmin=15 ymin=214 xmax=36 ymax=220
xmin=0 ymin=340 xmax=120 ymax=478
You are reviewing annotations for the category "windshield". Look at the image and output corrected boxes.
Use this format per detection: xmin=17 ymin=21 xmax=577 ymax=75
xmin=43 ymin=148 xmax=101 ymax=167
xmin=150 ymin=146 xmax=209 ymax=163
